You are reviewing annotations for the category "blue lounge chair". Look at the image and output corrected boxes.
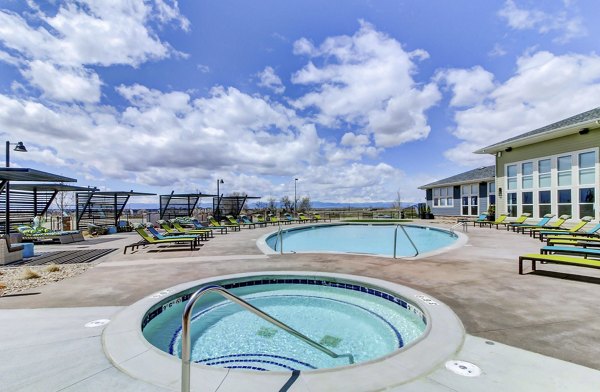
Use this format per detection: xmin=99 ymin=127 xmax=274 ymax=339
xmin=508 ymin=214 xmax=553 ymax=232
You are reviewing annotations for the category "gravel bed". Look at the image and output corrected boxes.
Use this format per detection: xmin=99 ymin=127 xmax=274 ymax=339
xmin=0 ymin=264 xmax=90 ymax=296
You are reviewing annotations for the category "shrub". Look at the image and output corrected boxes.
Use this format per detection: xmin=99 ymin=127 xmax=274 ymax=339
xmin=21 ymin=268 xmax=41 ymax=280
xmin=46 ymin=264 xmax=60 ymax=272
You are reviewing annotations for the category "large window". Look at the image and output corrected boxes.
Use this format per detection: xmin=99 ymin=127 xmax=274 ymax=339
xmin=522 ymin=162 xmax=533 ymax=189
xmin=507 ymin=165 xmax=517 ymax=190
xmin=539 ymin=191 xmax=551 ymax=217
xmin=507 ymin=193 xmax=518 ymax=217
xmin=579 ymin=151 xmax=596 ymax=185
xmin=579 ymin=188 xmax=595 ymax=218
xmin=538 ymin=159 xmax=551 ymax=188
xmin=557 ymin=155 xmax=572 ymax=186
xmin=558 ymin=189 xmax=572 ymax=217
xmin=433 ymin=186 xmax=453 ymax=207
xmin=522 ymin=192 xmax=533 ymax=215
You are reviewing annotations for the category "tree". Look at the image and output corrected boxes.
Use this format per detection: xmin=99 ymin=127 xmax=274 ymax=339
xmin=53 ymin=190 xmax=75 ymax=230
xmin=298 ymin=196 xmax=311 ymax=212
xmin=280 ymin=195 xmax=292 ymax=212
xmin=267 ymin=197 xmax=277 ymax=211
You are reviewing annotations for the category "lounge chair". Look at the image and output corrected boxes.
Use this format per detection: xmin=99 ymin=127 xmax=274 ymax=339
xmin=172 ymin=221 xmax=213 ymax=238
xmin=298 ymin=213 xmax=314 ymax=223
xmin=509 ymin=214 xmax=553 ymax=232
xmin=256 ymin=215 xmax=273 ymax=226
xmin=242 ymin=215 xmax=266 ymax=228
xmin=269 ymin=214 xmax=290 ymax=225
xmin=480 ymin=214 xmax=507 ymax=229
xmin=547 ymin=236 xmax=600 ymax=247
xmin=208 ymin=216 xmax=240 ymax=231
xmin=540 ymin=245 xmax=600 ymax=258
xmin=544 ymin=223 xmax=600 ymax=242
xmin=472 ymin=213 xmax=489 ymax=227
xmin=158 ymin=221 xmax=208 ymax=239
xmin=190 ymin=218 xmax=227 ymax=234
xmin=313 ymin=213 xmax=331 ymax=222
xmin=125 ymin=227 xmax=197 ymax=254
xmin=15 ymin=225 xmax=84 ymax=244
xmin=284 ymin=213 xmax=300 ymax=223
xmin=146 ymin=226 xmax=203 ymax=244
xmin=520 ymin=215 xmax=569 ymax=235
xmin=498 ymin=214 xmax=530 ymax=230
xmin=519 ymin=253 xmax=600 ymax=275
xmin=225 ymin=215 xmax=255 ymax=229
xmin=535 ymin=217 xmax=592 ymax=240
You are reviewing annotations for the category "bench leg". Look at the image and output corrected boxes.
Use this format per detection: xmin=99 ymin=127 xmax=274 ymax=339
xmin=519 ymin=257 xmax=524 ymax=274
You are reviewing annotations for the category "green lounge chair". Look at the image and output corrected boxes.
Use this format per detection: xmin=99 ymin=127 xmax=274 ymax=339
xmin=480 ymin=214 xmax=507 ymax=229
xmin=147 ymin=226 xmax=201 ymax=244
xmin=545 ymin=222 xmax=600 ymax=242
xmin=284 ymin=213 xmax=300 ymax=223
xmin=298 ymin=213 xmax=314 ymax=223
xmin=126 ymin=227 xmax=197 ymax=253
xmin=243 ymin=215 xmax=266 ymax=228
xmin=226 ymin=215 xmax=255 ymax=229
xmin=269 ymin=214 xmax=290 ymax=225
xmin=510 ymin=214 xmax=553 ymax=232
xmin=535 ymin=217 xmax=592 ymax=240
xmin=520 ymin=215 xmax=569 ymax=235
xmin=172 ymin=221 xmax=213 ymax=238
xmin=256 ymin=215 xmax=273 ymax=226
xmin=158 ymin=221 xmax=209 ymax=240
xmin=209 ymin=216 xmax=240 ymax=231
xmin=313 ymin=213 xmax=331 ymax=222
xmin=540 ymin=245 xmax=600 ymax=258
xmin=498 ymin=214 xmax=530 ymax=230
xmin=519 ymin=253 xmax=600 ymax=275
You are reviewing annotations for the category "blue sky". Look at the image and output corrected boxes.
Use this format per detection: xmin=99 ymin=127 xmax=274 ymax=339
xmin=1 ymin=0 xmax=599 ymax=204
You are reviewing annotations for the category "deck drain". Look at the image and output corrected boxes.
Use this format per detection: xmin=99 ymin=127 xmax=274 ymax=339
xmin=445 ymin=360 xmax=481 ymax=377
xmin=85 ymin=319 xmax=110 ymax=328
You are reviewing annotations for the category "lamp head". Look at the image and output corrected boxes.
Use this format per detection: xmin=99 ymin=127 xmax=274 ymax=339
xmin=13 ymin=141 xmax=27 ymax=152
xmin=219 ymin=179 xmax=224 ymax=184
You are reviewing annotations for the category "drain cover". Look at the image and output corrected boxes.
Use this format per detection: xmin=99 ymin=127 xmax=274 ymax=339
xmin=445 ymin=360 xmax=481 ymax=377
xmin=85 ymin=319 xmax=110 ymax=328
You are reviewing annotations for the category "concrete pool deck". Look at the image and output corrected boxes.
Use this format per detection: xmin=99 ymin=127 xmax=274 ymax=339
xmin=1 ymin=220 xmax=600 ymax=391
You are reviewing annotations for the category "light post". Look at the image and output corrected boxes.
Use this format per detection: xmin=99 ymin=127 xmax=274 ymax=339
xmin=215 ymin=179 xmax=224 ymax=217
xmin=4 ymin=141 xmax=28 ymax=234
xmin=294 ymin=178 xmax=298 ymax=216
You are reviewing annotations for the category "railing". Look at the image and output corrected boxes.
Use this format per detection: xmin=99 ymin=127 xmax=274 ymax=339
xmin=449 ymin=221 xmax=468 ymax=233
xmin=394 ymin=224 xmax=419 ymax=258
xmin=181 ymin=285 xmax=355 ymax=392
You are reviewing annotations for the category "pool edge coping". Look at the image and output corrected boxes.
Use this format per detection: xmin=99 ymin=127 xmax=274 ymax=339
xmin=102 ymin=271 xmax=465 ymax=391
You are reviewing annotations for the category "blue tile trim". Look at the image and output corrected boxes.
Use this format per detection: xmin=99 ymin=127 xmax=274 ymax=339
xmin=206 ymin=359 xmax=299 ymax=371
xmin=195 ymin=353 xmax=317 ymax=369
xmin=224 ymin=365 xmax=268 ymax=371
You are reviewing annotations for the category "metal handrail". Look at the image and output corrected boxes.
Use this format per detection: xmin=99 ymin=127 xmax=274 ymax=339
xmin=181 ymin=285 xmax=355 ymax=392
xmin=397 ymin=224 xmax=419 ymax=257
xmin=393 ymin=225 xmax=398 ymax=259
xmin=278 ymin=224 xmax=283 ymax=254
xmin=450 ymin=221 xmax=468 ymax=233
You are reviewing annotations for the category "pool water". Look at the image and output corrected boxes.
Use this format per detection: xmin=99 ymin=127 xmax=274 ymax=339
xmin=265 ymin=224 xmax=457 ymax=257
xmin=143 ymin=280 xmax=427 ymax=371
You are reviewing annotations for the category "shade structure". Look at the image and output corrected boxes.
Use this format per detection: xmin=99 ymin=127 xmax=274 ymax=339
xmin=213 ymin=195 xmax=261 ymax=219
xmin=159 ymin=192 xmax=217 ymax=220
xmin=75 ymin=190 xmax=155 ymax=229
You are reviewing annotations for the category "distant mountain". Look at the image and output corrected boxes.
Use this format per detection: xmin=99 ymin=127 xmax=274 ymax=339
xmin=125 ymin=201 xmax=416 ymax=211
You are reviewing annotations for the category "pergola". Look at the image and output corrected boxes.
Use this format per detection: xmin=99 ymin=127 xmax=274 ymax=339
xmin=213 ymin=195 xmax=261 ymax=219
xmin=159 ymin=191 xmax=217 ymax=220
xmin=0 ymin=168 xmax=77 ymax=233
xmin=75 ymin=190 xmax=155 ymax=229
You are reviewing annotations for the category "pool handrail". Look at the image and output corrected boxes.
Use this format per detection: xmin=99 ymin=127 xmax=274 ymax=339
xmin=396 ymin=224 xmax=419 ymax=257
xmin=181 ymin=284 xmax=355 ymax=392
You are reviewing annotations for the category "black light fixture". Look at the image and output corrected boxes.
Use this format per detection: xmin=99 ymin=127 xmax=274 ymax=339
xmin=498 ymin=187 xmax=503 ymax=198
xmin=13 ymin=141 xmax=27 ymax=152
xmin=505 ymin=147 xmax=512 ymax=152
xmin=579 ymin=128 xmax=590 ymax=135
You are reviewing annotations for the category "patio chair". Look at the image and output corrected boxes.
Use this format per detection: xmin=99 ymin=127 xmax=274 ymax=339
xmin=242 ymin=215 xmax=266 ymax=228
xmin=480 ymin=214 xmax=507 ymax=229
xmin=284 ymin=213 xmax=300 ymax=223
xmin=544 ymin=222 xmax=600 ymax=242
xmin=225 ymin=215 xmax=254 ymax=229
xmin=313 ymin=213 xmax=331 ymax=222
xmin=126 ymin=226 xmax=197 ymax=253
xmin=472 ymin=213 xmax=489 ymax=227
xmin=519 ymin=253 xmax=600 ymax=275
xmin=540 ymin=245 xmax=600 ymax=258
xmin=498 ymin=214 xmax=530 ymax=230
xmin=519 ymin=215 xmax=569 ymax=235
xmin=269 ymin=214 xmax=290 ymax=225
xmin=146 ymin=225 xmax=202 ymax=244
xmin=208 ymin=216 xmax=240 ymax=231
xmin=189 ymin=218 xmax=227 ymax=234
xmin=535 ymin=217 xmax=592 ymax=240
xmin=171 ymin=221 xmax=213 ymax=239
xmin=298 ymin=213 xmax=314 ymax=223
xmin=0 ymin=235 xmax=23 ymax=265
xmin=509 ymin=214 xmax=553 ymax=232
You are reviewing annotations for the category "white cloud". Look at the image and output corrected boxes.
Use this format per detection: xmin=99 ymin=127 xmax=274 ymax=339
xmin=488 ymin=44 xmax=507 ymax=57
xmin=444 ymin=51 xmax=600 ymax=165
xmin=22 ymin=61 xmax=102 ymax=103
xmin=498 ymin=0 xmax=586 ymax=43
xmin=197 ymin=64 xmax=210 ymax=73
xmin=340 ymin=132 xmax=369 ymax=146
xmin=435 ymin=66 xmax=495 ymax=107
xmin=291 ymin=21 xmax=441 ymax=148
xmin=257 ymin=66 xmax=285 ymax=94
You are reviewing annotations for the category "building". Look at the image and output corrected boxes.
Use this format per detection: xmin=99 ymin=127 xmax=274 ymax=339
xmin=475 ymin=107 xmax=600 ymax=220
xmin=419 ymin=166 xmax=495 ymax=217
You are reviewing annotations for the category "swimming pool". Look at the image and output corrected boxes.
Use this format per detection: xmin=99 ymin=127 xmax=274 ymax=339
xmin=142 ymin=275 xmax=427 ymax=371
xmin=103 ymin=272 xmax=465 ymax=391
xmin=262 ymin=224 xmax=458 ymax=257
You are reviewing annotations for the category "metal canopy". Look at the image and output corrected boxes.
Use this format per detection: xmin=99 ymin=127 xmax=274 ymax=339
xmin=10 ymin=184 xmax=96 ymax=192
xmin=159 ymin=191 xmax=217 ymax=220
xmin=0 ymin=168 xmax=76 ymax=182
xmin=75 ymin=190 xmax=156 ymax=229
xmin=213 ymin=195 xmax=262 ymax=219
xmin=0 ymin=169 xmax=77 ymax=233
